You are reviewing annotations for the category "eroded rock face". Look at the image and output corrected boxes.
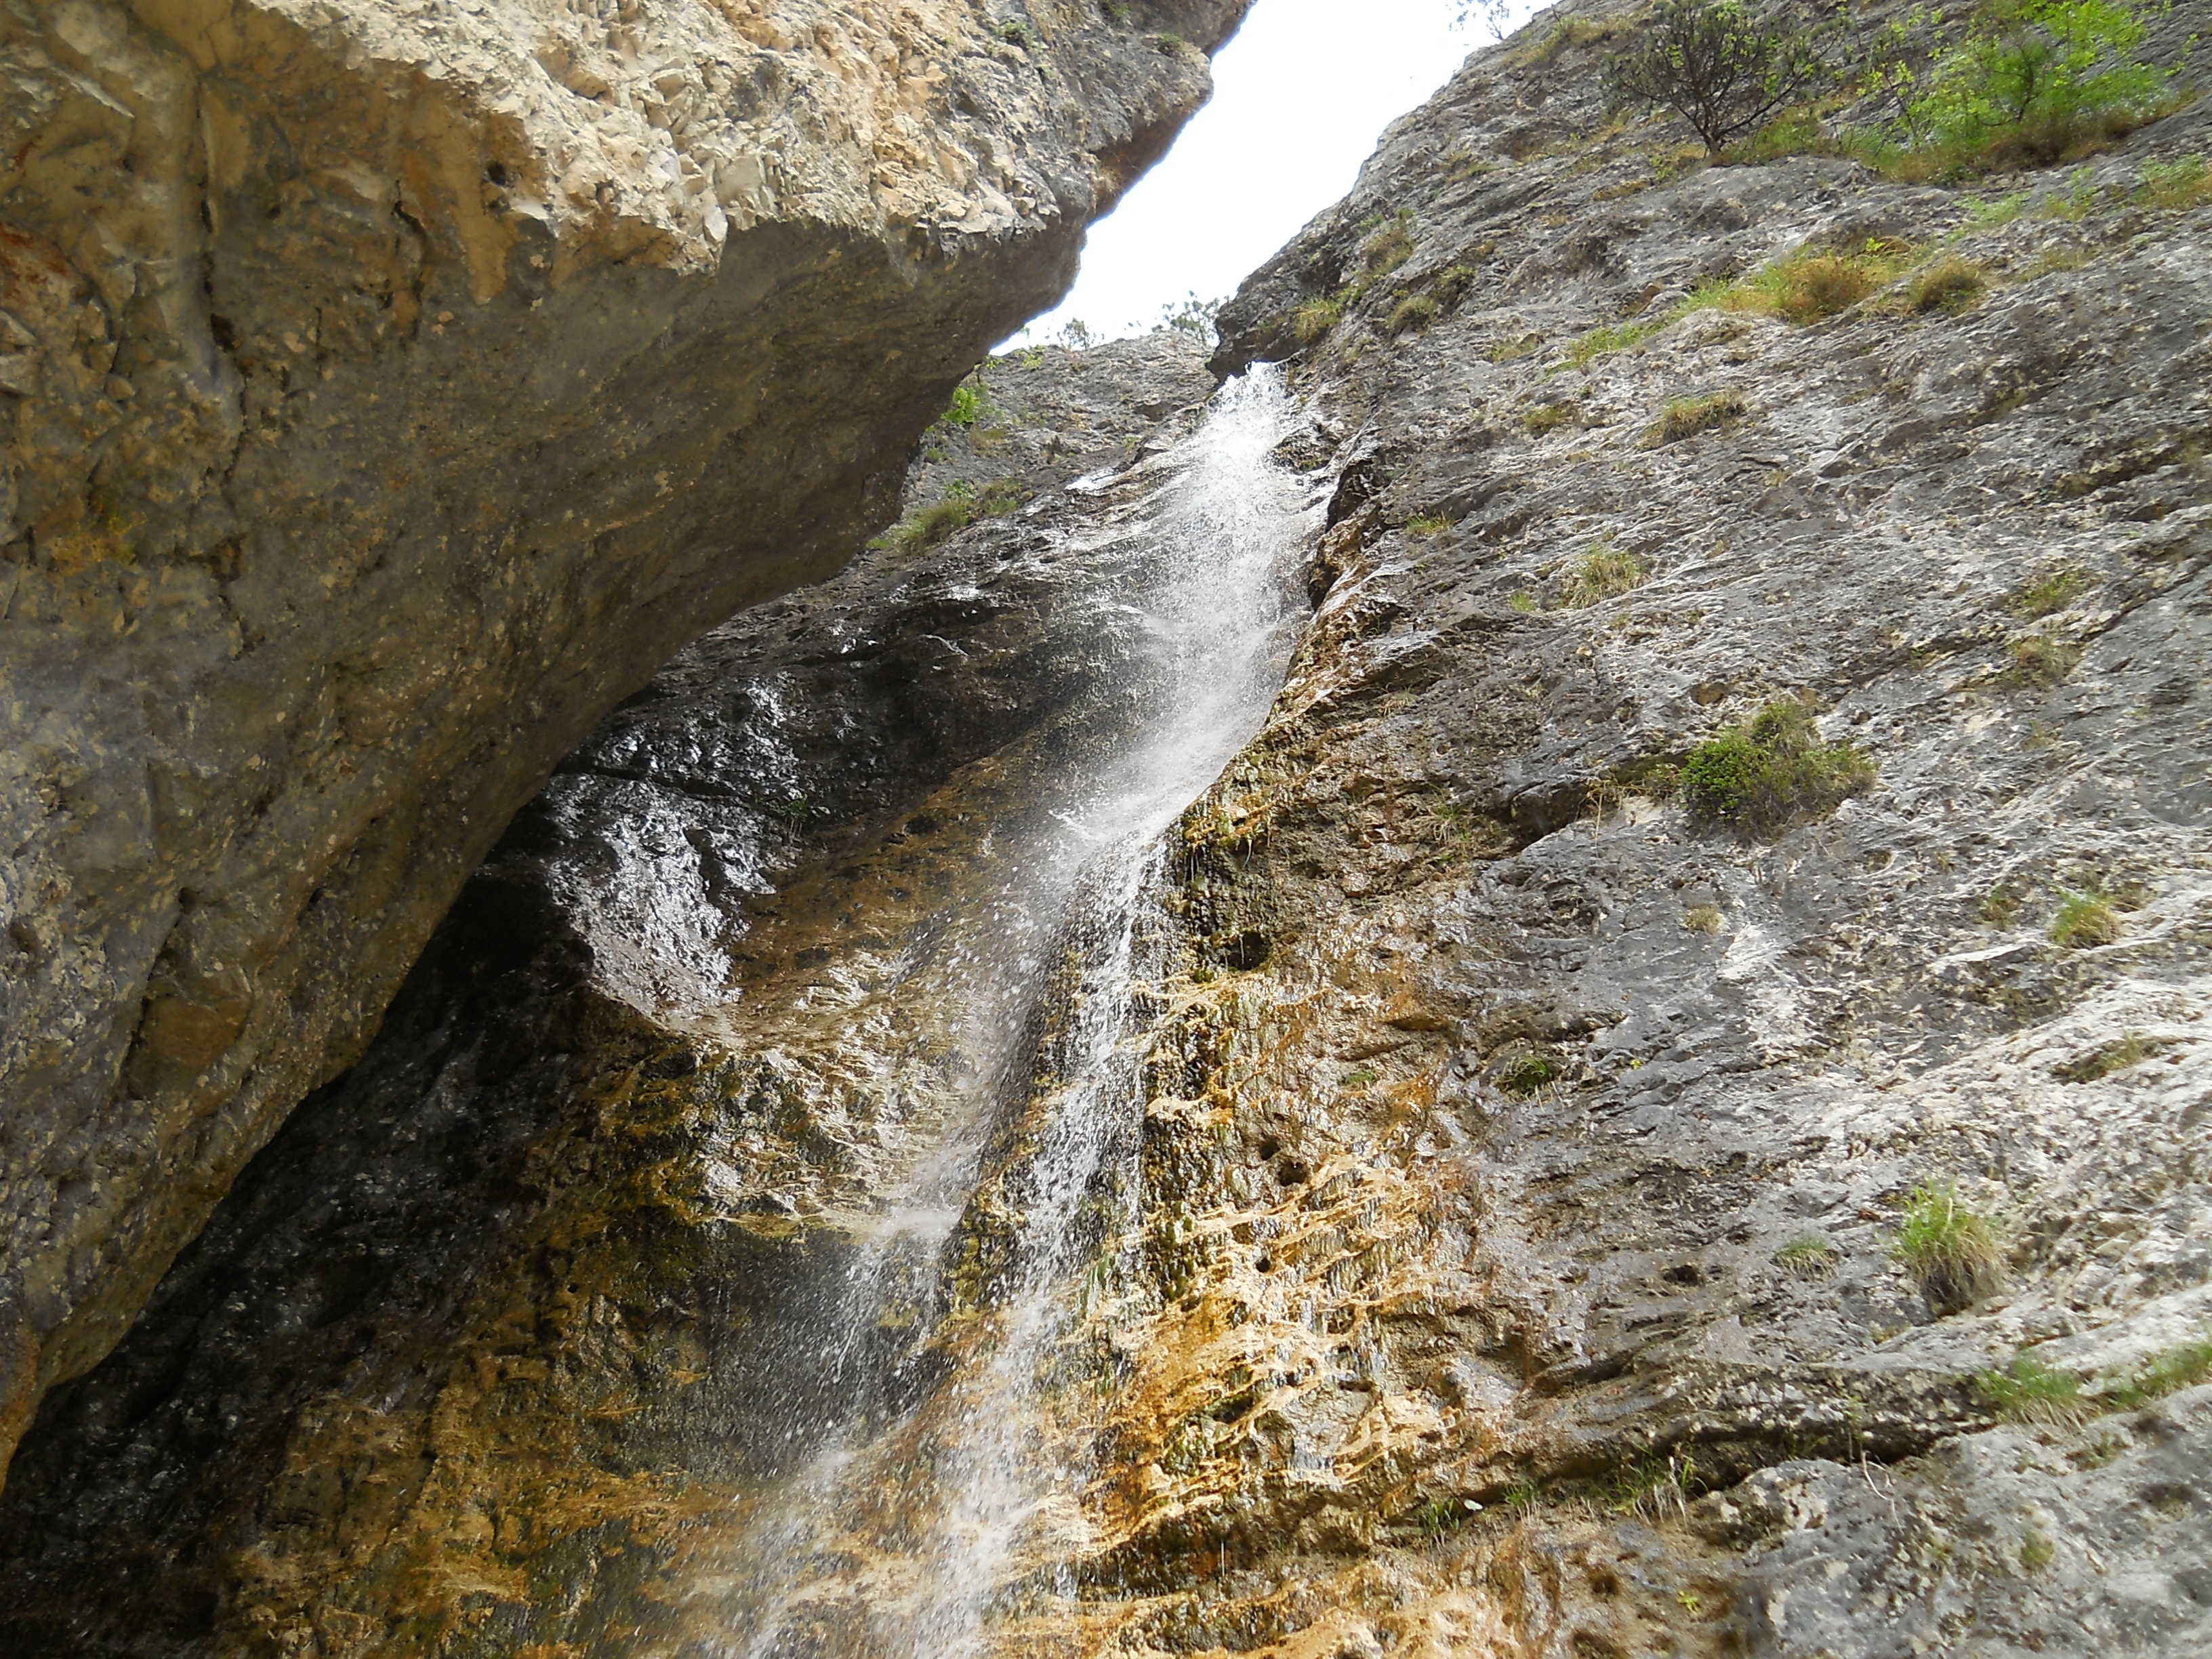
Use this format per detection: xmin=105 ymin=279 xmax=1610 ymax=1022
xmin=8 ymin=3 xmax=2212 ymax=1656
xmin=0 ymin=0 xmax=1248 ymax=1474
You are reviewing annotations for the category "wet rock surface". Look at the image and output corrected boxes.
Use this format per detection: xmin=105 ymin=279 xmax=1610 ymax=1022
xmin=0 ymin=331 xmax=1275 ymax=1654
xmin=0 ymin=0 xmax=1249 ymax=1469
xmin=8 ymin=2 xmax=2212 ymax=1655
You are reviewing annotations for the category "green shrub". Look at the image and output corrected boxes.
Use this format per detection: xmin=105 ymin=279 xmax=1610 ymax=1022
xmin=1500 ymin=1052 xmax=1555 ymax=1097
xmin=1978 ymin=1353 xmax=2089 ymax=1424
xmin=1893 ymin=1179 xmax=2005 ymax=1313
xmin=1603 ymin=0 xmax=1837 ymax=155
xmin=1905 ymin=254 xmax=1989 ymax=313
xmin=1679 ymin=698 xmax=1875 ymax=834
xmin=1557 ymin=543 xmax=1649 ymax=605
xmin=1910 ymin=0 xmax=2172 ymax=165
xmin=1683 ymin=903 xmax=1725 ymax=934
xmin=943 ymin=381 xmax=988 ymax=428
xmin=1646 ymin=388 xmax=1748 ymax=445
xmin=2050 ymin=889 xmax=2122 ymax=947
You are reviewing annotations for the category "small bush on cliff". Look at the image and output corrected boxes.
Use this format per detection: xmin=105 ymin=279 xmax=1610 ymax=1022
xmin=1603 ymin=0 xmax=1837 ymax=156
xmin=1679 ymin=698 xmax=1874 ymax=834
xmin=1910 ymin=0 xmax=2173 ymax=167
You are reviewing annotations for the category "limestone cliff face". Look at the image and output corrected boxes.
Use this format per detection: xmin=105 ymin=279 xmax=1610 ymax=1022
xmin=7 ymin=3 xmax=2212 ymax=1656
xmin=0 ymin=0 xmax=1248 ymax=1474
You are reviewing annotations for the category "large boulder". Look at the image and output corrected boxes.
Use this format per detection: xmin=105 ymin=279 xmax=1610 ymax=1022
xmin=0 ymin=0 xmax=1247 ymax=1479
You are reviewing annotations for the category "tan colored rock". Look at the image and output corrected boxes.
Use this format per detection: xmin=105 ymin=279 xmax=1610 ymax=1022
xmin=0 ymin=0 xmax=1248 ymax=1479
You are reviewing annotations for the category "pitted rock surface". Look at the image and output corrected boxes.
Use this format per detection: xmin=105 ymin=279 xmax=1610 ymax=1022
xmin=0 ymin=0 xmax=1248 ymax=1475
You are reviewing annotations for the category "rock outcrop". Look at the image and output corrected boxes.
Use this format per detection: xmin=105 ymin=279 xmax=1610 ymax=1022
xmin=0 ymin=0 xmax=1248 ymax=1476
xmin=7 ymin=1 xmax=2212 ymax=1655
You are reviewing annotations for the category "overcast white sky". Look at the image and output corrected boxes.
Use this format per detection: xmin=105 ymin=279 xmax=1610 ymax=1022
xmin=1015 ymin=0 xmax=1551 ymax=346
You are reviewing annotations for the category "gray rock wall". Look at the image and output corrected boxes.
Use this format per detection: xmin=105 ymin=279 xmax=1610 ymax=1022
xmin=0 ymin=0 xmax=1248 ymax=1478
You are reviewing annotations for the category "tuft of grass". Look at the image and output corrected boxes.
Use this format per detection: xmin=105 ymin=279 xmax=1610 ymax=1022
xmin=2013 ymin=567 xmax=2089 ymax=617
xmin=1679 ymin=699 xmax=1875 ymax=836
xmin=886 ymin=476 xmax=1029 ymax=550
xmin=1566 ymin=317 xmax=1663 ymax=367
xmin=2021 ymin=1526 xmax=2055 ymax=1571
xmin=2008 ymin=633 xmax=2082 ymax=686
xmin=1742 ymin=241 xmax=1910 ymax=324
xmin=2050 ymin=890 xmax=2121 ymax=948
xmin=1645 ymin=388 xmax=1748 ymax=446
xmin=1775 ymin=1233 xmax=1839 ymax=1277
xmin=1363 ymin=211 xmax=1415 ymax=276
xmin=1386 ymin=291 xmax=1439 ymax=335
xmin=1978 ymin=1354 xmax=2089 ymax=1425
xmin=1499 ymin=1052 xmax=1555 ymax=1098
xmin=2104 ymin=1336 xmax=2212 ymax=1408
xmin=1416 ymin=1496 xmax=1480 ymax=1543
xmin=1683 ymin=903 xmax=1725 ymax=935
xmin=2135 ymin=153 xmax=2212 ymax=210
xmin=1893 ymin=1179 xmax=2005 ymax=1315
xmin=1964 ymin=190 xmax=2030 ymax=226
xmin=1607 ymin=1450 xmax=1699 ymax=1521
xmin=2027 ymin=243 xmax=2095 ymax=279
xmin=1904 ymin=254 xmax=1988 ymax=314
xmin=1980 ymin=880 xmax=2024 ymax=926
xmin=1439 ymin=146 xmax=1496 ymax=182
xmin=1519 ymin=15 xmax=1629 ymax=68
xmin=1507 ymin=592 xmax=1539 ymax=615
xmin=1524 ymin=401 xmax=1579 ymax=436
xmin=2057 ymin=1030 xmax=2148 ymax=1082
xmin=1404 ymin=512 xmax=1455 ymax=538
xmin=1291 ymin=293 xmax=1343 ymax=344
xmin=1555 ymin=543 xmax=1649 ymax=607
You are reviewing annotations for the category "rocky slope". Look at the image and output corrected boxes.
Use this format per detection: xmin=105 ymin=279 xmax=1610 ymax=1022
xmin=6 ymin=1 xmax=2212 ymax=1656
xmin=0 ymin=0 xmax=1248 ymax=1477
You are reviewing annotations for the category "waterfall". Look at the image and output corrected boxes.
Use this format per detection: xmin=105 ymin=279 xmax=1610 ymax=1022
xmin=699 ymin=367 xmax=1312 ymax=1658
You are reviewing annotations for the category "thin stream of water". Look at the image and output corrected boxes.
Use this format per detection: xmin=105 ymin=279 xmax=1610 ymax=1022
xmin=708 ymin=368 xmax=1312 ymax=1657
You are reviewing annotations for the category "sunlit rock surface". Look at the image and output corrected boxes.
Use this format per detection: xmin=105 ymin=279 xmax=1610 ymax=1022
xmin=8 ymin=1 xmax=2212 ymax=1654
xmin=0 ymin=0 xmax=1248 ymax=1474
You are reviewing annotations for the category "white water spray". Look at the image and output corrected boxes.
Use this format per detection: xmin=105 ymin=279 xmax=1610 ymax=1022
xmin=705 ymin=368 xmax=1311 ymax=1658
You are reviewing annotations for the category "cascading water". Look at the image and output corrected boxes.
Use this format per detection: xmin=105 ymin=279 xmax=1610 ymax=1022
xmin=692 ymin=367 xmax=1315 ymax=1658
